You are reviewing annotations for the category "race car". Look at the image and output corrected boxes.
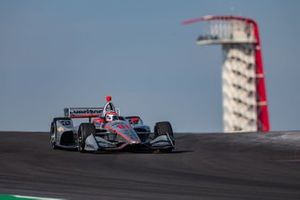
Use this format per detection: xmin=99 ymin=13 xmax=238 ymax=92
xmin=49 ymin=96 xmax=175 ymax=153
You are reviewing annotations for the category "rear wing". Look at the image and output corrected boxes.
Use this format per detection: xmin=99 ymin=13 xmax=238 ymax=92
xmin=64 ymin=107 xmax=103 ymax=119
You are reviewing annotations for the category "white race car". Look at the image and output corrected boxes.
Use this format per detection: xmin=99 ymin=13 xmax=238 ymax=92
xmin=50 ymin=96 xmax=175 ymax=153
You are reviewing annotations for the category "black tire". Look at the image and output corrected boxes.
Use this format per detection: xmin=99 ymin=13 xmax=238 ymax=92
xmin=49 ymin=122 xmax=57 ymax=150
xmin=154 ymin=121 xmax=175 ymax=153
xmin=50 ymin=117 xmax=72 ymax=150
xmin=154 ymin=121 xmax=174 ymax=138
xmin=78 ymin=123 xmax=96 ymax=153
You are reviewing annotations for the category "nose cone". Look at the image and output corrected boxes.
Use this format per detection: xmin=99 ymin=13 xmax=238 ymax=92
xmin=130 ymin=139 xmax=141 ymax=144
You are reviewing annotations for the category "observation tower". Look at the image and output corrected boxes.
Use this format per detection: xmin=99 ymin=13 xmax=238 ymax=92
xmin=183 ymin=16 xmax=270 ymax=132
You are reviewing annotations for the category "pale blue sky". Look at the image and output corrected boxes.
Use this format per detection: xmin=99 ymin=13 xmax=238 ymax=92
xmin=0 ymin=0 xmax=300 ymax=132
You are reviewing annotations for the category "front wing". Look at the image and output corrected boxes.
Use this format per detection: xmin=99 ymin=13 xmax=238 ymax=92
xmin=83 ymin=134 xmax=175 ymax=152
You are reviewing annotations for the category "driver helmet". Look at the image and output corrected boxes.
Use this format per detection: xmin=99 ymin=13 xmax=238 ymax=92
xmin=105 ymin=111 xmax=118 ymax=122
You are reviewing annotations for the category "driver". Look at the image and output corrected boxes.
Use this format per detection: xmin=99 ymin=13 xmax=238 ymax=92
xmin=105 ymin=111 xmax=119 ymax=122
xmin=102 ymin=96 xmax=120 ymax=122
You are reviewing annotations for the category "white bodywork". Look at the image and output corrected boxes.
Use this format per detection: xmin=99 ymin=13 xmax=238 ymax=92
xmin=222 ymin=44 xmax=257 ymax=132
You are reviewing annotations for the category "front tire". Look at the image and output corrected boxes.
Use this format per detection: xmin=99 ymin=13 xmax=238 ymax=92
xmin=78 ymin=123 xmax=96 ymax=153
xmin=154 ymin=121 xmax=174 ymax=138
xmin=154 ymin=121 xmax=175 ymax=153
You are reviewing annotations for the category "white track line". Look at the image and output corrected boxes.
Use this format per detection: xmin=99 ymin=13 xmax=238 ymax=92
xmin=13 ymin=195 xmax=65 ymax=200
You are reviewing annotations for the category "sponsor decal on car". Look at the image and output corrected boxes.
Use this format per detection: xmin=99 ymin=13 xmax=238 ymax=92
xmin=64 ymin=107 xmax=103 ymax=118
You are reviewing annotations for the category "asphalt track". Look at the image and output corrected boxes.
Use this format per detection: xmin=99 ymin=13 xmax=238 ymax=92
xmin=1 ymin=131 xmax=300 ymax=200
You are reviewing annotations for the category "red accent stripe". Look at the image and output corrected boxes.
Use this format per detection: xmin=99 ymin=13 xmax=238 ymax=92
xmin=105 ymin=125 xmax=138 ymax=143
xmin=182 ymin=15 xmax=256 ymax=25
xmin=252 ymin=21 xmax=270 ymax=132
xmin=70 ymin=114 xmax=100 ymax=118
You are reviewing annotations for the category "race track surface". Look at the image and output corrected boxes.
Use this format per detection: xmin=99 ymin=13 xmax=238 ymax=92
xmin=1 ymin=131 xmax=300 ymax=200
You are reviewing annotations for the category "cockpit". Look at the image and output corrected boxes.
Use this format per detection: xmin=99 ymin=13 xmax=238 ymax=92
xmin=101 ymin=96 xmax=118 ymax=118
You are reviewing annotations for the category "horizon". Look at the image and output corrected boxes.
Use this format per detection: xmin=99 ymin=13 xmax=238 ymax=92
xmin=1 ymin=0 xmax=300 ymax=132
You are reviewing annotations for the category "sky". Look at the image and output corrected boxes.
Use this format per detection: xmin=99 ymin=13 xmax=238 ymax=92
xmin=0 ymin=0 xmax=300 ymax=132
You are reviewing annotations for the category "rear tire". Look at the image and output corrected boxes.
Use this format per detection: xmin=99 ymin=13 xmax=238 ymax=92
xmin=50 ymin=122 xmax=57 ymax=150
xmin=50 ymin=117 xmax=72 ymax=150
xmin=78 ymin=123 xmax=96 ymax=153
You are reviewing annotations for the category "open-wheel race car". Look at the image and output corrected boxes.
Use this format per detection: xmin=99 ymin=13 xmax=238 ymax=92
xmin=50 ymin=96 xmax=175 ymax=153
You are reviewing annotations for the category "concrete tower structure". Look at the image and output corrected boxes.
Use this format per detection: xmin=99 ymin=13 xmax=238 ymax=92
xmin=183 ymin=16 xmax=270 ymax=132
